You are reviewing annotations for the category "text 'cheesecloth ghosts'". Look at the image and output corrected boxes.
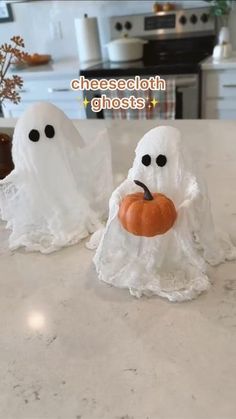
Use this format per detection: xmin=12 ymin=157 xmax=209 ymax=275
xmin=93 ymin=126 xmax=236 ymax=302
xmin=0 ymin=102 xmax=112 ymax=253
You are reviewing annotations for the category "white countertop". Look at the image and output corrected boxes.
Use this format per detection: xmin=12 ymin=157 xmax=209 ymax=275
xmin=1 ymin=120 xmax=236 ymax=419
xmin=9 ymin=57 xmax=80 ymax=79
xmin=201 ymin=52 xmax=236 ymax=70
xmin=12 ymin=54 xmax=236 ymax=77
xmin=9 ymin=53 xmax=236 ymax=78
xmin=8 ymin=57 xmax=104 ymax=80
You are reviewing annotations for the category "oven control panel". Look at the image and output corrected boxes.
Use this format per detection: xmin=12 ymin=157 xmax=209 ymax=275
xmin=109 ymin=7 xmax=215 ymax=40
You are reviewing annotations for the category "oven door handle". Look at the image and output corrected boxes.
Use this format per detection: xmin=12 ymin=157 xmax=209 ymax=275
xmin=175 ymin=77 xmax=197 ymax=88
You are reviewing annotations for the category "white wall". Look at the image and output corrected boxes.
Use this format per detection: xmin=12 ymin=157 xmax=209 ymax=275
xmin=1 ymin=0 xmax=235 ymax=61
xmin=229 ymin=7 xmax=236 ymax=47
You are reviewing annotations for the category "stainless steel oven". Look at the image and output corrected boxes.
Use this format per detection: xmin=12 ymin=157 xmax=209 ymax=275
xmin=80 ymin=7 xmax=215 ymax=119
xmin=84 ymin=73 xmax=199 ymax=119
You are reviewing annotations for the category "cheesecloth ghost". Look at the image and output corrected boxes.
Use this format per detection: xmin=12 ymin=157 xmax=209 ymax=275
xmin=0 ymin=102 xmax=112 ymax=253
xmin=93 ymin=126 xmax=236 ymax=302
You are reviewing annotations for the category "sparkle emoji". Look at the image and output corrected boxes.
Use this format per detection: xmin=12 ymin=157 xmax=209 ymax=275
xmin=151 ymin=97 xmax=158 ymax=108
xmin=83 ymin=97 xmax=90 ymax=108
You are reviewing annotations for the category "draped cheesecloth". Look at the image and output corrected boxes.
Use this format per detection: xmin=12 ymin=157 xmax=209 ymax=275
xmin=0 ymin=102 xmax=112 ymax=253
xmin=93 ymin=126 xmax=236 ymax=302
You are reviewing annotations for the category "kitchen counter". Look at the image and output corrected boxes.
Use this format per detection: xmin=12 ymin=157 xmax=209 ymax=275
xmin=80 ymin=61 xmax=200 ymax=78
xmin=201 ymin=52 xmax=236 ymax=70
xmin=9 ymin=57 xmax=80 ymax=80
xmin=1 ymin=120 xmax=236 ymax=419
xmin=201 ymin=53 xmax=236 ymax=119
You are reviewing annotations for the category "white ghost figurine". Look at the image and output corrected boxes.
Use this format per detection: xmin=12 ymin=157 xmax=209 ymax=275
xmin=0 ymin=102 xmax=112 ymax=253
xmin=93 ymin=126 xmax=236 ymax=302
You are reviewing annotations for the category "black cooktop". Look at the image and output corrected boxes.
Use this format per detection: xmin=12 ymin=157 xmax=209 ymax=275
xmin=80 ymin=60 xmax=201 ymax=78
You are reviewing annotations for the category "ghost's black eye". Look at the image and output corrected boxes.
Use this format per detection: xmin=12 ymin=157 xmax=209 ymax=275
xmin=142 ymin=154 xmax=151 ymax=166
xmin=156 ymin=154 xmax=167 ymax=167
xmin=45 ymin=124 xmax=55 ymax=139
xmin=29 ymin=129 xmax=40 ymax=142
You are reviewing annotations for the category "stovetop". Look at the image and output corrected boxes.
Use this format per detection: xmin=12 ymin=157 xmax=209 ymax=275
xmin=80 ymin=60 xmax=201 ymax=78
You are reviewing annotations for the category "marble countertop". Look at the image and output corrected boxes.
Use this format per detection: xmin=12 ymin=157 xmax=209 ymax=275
xmin=9 ymin=57 xmax=80 ymax=79
xmin=8 ymin=53 xmax=236 ymax=78
xmin=1 ymin=120 xmax=236 ymax=419
xmin=201 ymin=52 xmax=236 ymax=70
xmin=8 ymin=57 xmax=104 ymax=80
xmin=11 ymin=54 xmax=236 ymax=78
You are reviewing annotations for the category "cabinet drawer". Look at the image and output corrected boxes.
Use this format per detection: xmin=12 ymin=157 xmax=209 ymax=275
xmin=205 ymin=71 xmax=236 ymax=99
xmin=19 ymin=78 xmax=80 ymax=101
xmin=204 ymin=98 xmax=236 ymax=119
xmin=3 ymin=100 xmax=86 ymax=119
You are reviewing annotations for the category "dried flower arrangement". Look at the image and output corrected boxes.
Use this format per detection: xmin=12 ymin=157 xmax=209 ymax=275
xmin=0 ymin=36 xmax=28 ymax=105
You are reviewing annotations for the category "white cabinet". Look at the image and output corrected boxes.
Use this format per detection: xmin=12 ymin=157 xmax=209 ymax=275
xmin=202 ymin=66 xmax=236 ymax=119
xmin=2 ymin=60 xmax=86 ymax=119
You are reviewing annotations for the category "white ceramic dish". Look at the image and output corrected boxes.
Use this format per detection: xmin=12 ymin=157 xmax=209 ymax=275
xmin=105 ymin=37 xmax=147 ymax=62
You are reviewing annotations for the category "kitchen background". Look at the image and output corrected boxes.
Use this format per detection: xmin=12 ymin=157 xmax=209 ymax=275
xmin=1 ymin=0 xmax=236 ymax=119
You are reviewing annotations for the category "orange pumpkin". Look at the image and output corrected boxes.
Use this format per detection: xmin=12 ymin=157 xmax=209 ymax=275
xmin=118 ymin=180 xmax=177 ymax=237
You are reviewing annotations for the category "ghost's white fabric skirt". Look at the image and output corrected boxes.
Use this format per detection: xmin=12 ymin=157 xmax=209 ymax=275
xmin=93 ymin=211 xmax=236 ymax=302
xmin=93 ymin=216 xmax=209 ymax=302
xmin=0 ymin=179 xmax=102 ymax=254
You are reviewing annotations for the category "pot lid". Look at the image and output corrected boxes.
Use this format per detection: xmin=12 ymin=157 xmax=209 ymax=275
xmin=107 ymin=37 xmax=146 ymax=46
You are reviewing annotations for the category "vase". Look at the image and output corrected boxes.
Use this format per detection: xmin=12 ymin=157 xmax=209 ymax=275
xmin=218 ymin=26 xmax=230 ymax=45
xmin=0 ymin=133 xmax=14 ymax=179
xmin=213 ymin=43 xmax=233 ymax=61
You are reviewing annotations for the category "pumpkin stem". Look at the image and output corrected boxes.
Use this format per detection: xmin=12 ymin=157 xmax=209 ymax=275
xmin=134 ymin=180 xmax=154 ymax=201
